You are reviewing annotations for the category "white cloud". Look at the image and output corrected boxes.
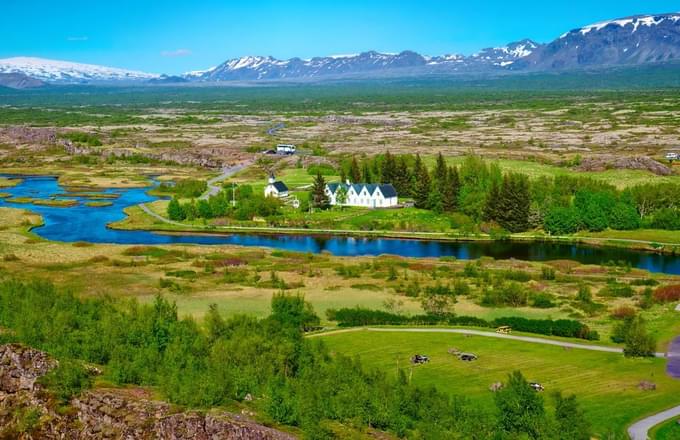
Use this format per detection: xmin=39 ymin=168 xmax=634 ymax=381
xmin=67 ymin=36 xmax=89 ymax=42
xmin=161 ymin=48 xmax=192 ymax=57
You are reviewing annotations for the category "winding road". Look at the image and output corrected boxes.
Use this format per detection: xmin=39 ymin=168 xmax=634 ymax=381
xmin=199 ymin=161 xmax=252 ymax=200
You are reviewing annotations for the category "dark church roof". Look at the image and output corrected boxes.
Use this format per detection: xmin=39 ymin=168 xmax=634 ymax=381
xmin=272 ymin=181 xmax=288 ymax=192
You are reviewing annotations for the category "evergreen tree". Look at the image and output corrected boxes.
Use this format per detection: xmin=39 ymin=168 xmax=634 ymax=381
xmin=349 ymin=157 xmax=361 ymax=183
xmin=434 ymin=152 xmax=448 ymax=185
xmin=381 ymin=150 xmax=396 ymax=184
xmin=167 ymin=197 xmax=184 ymax=221
xmin=361 ymin=161 xmax=372 ymax=183
xmin=446 ymin=166 xmax=460 ymax=211
xmin=311 ymin=173 xmax=330 ymax=209
xmin=339 ymin=167 xmax=347 ymax=184
xmin=413 ymin=160 xmax=431 ymax=209
xmin=497 ymin=173 xmax=531 ymax=232
xmin=394 ymin=156 xmax=412 ymax=197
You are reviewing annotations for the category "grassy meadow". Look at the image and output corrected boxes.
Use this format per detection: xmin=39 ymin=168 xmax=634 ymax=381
xmin=321 ymin=329 xmax=680 ymax=437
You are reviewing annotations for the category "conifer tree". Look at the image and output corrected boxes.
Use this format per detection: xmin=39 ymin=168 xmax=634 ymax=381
xmin=311 ymin=172 xmax=330 ymax=209
xmin=394 ymin=156 xmax=412 ymax=197
xmin=414 ymin=160 xmax=431 ymax=209
xmin=381 ymin=150 xmax=396 ymax=184
xmin=434 ymin=152 xmax=448 ymax=186
xmin=349 ymin=157 xmax=361 ymax=183
xmin=497 ymin=173 xmax=531 ymax=232
xmin=362 ymin=161 xmax=372 ymax=183
xmin=484 ymin=179 xmax=501 ymax=222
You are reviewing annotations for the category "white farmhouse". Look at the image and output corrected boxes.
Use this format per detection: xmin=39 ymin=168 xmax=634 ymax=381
xmin=264 ymin=175 xmax=289 ymax=198
xmin=325 ymin=182 xmax=398 ymax=208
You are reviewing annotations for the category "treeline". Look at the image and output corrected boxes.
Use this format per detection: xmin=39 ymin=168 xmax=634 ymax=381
xmin=167 ymin=184 xmax=282 ymax=222
xmin=326 ymin=308 xmax=598 ymax=340
xmin=0 ymin=279 xmax=593 ymax=439
xmin=340 ymin=152 xmax=680 ymax=234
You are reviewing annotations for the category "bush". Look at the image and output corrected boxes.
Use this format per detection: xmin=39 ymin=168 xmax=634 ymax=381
xmin=541 ymin=267 xmax=556 ymax=281
xmin=493 ymin=316 xmax=597 ymax=340
xmin=543 ymin=206 xmax=581 ymax=235
xmin=482 ymin=282 xmax=528 ymax=307
xmin=306 ymin=164 xmax=337 ymax=176
xmin=38 ymin=359 xmax=93 ymax=405
xmin=611 ymin=305 xmax=636 ymax=320
xmin=653 ymin=284 xmax=680 ymax=303
xmin=531 ymin=293 xmax=556 ymax=309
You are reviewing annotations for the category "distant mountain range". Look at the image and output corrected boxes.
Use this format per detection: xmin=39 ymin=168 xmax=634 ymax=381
xmin=1 ymin=13 xmax=679 ymax=88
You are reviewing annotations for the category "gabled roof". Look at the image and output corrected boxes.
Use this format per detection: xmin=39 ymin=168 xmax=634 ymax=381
xmin=326 ymin=182 xmax=397 ymax=198
xmin=272 ymin=181 xmax=288 ymax=192
xmin=378 ymin=184 xmax=397 ymax=198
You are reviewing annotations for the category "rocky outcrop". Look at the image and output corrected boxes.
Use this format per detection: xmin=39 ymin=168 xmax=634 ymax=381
xmin=0 ymin=344 xmax=296 ymax=439
xmin=575 ymin=155 xmax=672 ymax=176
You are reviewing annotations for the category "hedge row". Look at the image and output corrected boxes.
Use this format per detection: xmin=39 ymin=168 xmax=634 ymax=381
xmin=326 ymin=308 xmax=598 ymax=340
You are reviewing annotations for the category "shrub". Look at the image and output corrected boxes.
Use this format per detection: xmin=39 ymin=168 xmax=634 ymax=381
xmin=541 ymin=267 xmax=556 ymax=281
xmin=531 ymin=293 xmax=556 ymax=309
xmin=38 ymin=359 xmax=93 ymax=405
xmin=611 ymin=305 xmax=636 ymax=320
xmin=482 ymin=282 xmax=528 ymax=307
xmin=306 ymin=164 xmax=337 ymax=176
xmin=653 ymin=284 xmax=680 ymax=303
xmin=543 ymin=206 xmax=581 ymax=235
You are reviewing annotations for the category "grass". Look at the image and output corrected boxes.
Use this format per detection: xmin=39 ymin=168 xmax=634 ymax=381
xmin=651 ymin=416 xmax=680 ymax=439
xmin=0 ymin=177 xmax=22 ymax=188
xmin=321 ymin=329 xmax=680 ymax=437
xmin=85 ymin=201 xmax=114 ymax=207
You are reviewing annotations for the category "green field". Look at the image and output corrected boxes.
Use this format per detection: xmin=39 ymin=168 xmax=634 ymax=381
xmin=651 ymin=416 xmax=680 ymax=439
xmin=321 ymin=329 xmax=680 ymax=437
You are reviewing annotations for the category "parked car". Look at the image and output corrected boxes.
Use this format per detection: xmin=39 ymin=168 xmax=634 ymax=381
xmin=411 ymin=354 xmax=430 ymax=365
xmin=666 ymin=152 xmax=678 ymax=161
xmin=496 ymin=326 xmax=512 ymax=334
xmin=458 ymin=353 xmax=478 ymax=362
xmin=530 ymin=382 xmax=545 ymax=392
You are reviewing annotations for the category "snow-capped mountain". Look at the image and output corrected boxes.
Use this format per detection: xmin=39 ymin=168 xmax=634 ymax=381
xmin=0 ymin=57 xmax=158 ymax=84
xmin=515 ymin=13 xmax=680 ymax=70
xmin=192 ymin=43 xmax=540 ymax=82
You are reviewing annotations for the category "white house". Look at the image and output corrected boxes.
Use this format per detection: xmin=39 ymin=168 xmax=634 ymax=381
xmin=264 ymin=175 xmax=289 ymax=198
xmin=276 ymin=144 xmax=296 ymax=155
xmin=325 ymin=182 xmax=398 ymax=208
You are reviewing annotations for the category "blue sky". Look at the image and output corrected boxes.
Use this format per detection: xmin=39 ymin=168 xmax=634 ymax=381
xmin=1 ymin=1 xmax=679 ymax=74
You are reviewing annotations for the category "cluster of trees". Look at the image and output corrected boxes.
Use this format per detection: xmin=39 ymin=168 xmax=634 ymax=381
xmin=159 ymin=179 xmax=207 ymax=198
xmin=326 ymin=307 xmax=598 ymax=340
xmin=339 ymin=152 xmax=680 ymax=234
xmin=167 ymin=184 xmax=282 ymax=222
xmin=0 ymin=279 xmax=594 ymax=439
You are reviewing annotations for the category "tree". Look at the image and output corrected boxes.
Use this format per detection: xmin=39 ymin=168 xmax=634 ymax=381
xmin=442 ymin=166 xmax=460 ymax=212
xmin=336 ymin=185 xmax=348 ymax=208
xmin=413 ymin=159 xmax=431 ymax=209
xmin=609 ymin=202 xmax=640 ymax=230
xmin=484 ymin=179 xmax=501 ymax=222
xmin=381 ymin=150 xmax=396 ymax=184
xmin=361 ymin=161 xmax=372 ymax=183
xmin=495 ymin=371 xmax=547 ymax=439
xmin=497 ymin=173 xmax=531 ymax=233
xmin=623 ymin=316 xmax=656 ymax=357
xmin=349 ymin=157 xmax=361 ymax=183
xmin=543 ymin=206 xmax=581 ymax=235
xmin=270 ymin=293 xmax=320 ymax=332
xmin=311 ymin=173 xmax=330 ymax=209
xmin=393 ymin=156 xmax=413 ymax=197
xmin=553 ymin=392 xmax=591 ymax=440
xmin=167 ymin=197 xmax=184 ymax=221
xmin=433 ymin=152 xmax=448 ymax=186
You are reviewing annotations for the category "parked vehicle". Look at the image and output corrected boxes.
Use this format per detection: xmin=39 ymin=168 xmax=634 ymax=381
xmin=530 ymin=382 xmax=545 ymax=392
xmin=411 ymin=354 xmax=430 ymax=365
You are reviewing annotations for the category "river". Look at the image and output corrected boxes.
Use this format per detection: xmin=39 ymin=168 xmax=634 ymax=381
xmin=2 ymin=175 xmax=680 ymax=274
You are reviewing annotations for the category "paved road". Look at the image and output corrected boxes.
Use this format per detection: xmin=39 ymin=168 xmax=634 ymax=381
xmin=266 ymin=122 xmax=285 ymax=136
xmin=199 ymin=161 xmax=252 ymax=200
xmin=628 ymin=405 xmax=680 ymax=440
xmin=310 ymin=327 xmax=666 ymax=357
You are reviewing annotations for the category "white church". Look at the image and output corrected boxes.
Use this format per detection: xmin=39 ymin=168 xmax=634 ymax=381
xmin=325 ymin=181 xmax=398 ymax=208
xmin=264 ymin=175 xmax=289 ymax=198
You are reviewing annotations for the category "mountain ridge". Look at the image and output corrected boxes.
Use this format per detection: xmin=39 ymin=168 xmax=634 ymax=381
xmin=2 ymin=12 xmax=679 ymax=85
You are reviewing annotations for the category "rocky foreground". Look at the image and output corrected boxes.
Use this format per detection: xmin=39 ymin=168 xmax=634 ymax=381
xmin=0 ymin=344 xmax=295 ymax=439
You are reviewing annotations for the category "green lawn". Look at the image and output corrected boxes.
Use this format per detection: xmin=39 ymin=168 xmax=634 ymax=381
xmin=651 ymin=416 xmax=680 ymax=439
xmin=321 ymin=329 xmax=680 ymax=437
